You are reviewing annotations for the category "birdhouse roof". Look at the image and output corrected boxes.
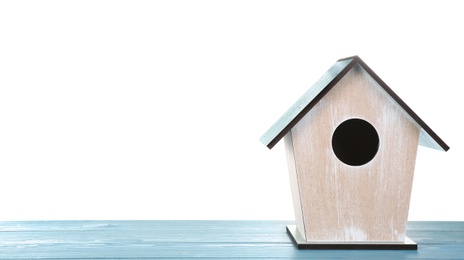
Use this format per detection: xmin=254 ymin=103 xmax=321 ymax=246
xmin=260 ymin=55 xmax=449 ymax=151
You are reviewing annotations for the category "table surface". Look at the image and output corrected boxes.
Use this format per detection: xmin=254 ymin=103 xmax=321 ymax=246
xmin=0 ymin=220 xmax=463 ymax=259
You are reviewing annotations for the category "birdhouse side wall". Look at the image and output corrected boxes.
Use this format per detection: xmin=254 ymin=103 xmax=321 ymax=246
xmin=284 ymin=132 xmax=306 ymax=240
xmin=290 ymin=65 xmax=420 ymax=242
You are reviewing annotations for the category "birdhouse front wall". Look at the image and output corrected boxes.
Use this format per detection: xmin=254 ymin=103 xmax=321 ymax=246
xmin=286 ymin=65 xmax=420 ymax=242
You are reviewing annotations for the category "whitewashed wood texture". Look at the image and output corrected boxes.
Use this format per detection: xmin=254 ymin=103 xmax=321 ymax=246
xmin=284 ymin=133 xmax=306 ymax=240
xmin=286 ymin=64 xmax=420 ymax=242
xmin=0 ymin=221 xmax=463 ymax=258
xmin=260 ymin=59 xmax=353 ymax=148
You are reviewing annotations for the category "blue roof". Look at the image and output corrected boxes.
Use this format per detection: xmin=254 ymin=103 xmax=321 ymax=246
xmin=260 ymin=56 xmax=449 ymax=152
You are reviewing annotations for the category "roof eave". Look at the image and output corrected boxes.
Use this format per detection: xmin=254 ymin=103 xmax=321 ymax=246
xmin=261 ymin=56 xmax=450 ymax=152
xmin=353 ymin=57 xmax=450 ymax=152
xmin=260 ymin=58 xmax=358 ymax=149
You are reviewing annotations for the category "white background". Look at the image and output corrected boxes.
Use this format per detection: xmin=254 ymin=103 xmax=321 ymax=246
xmin=0 ymin=1 xmax=462 ymax=221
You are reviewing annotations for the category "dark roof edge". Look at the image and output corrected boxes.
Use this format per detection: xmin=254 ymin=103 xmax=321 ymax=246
xmin=265 ymin=56 xmax=449 ymax=151
xmin=266 ymin=58 xmax=358 ymax=149
xmin=338 ymin=55 xmax=361 ymax=62
xmin=352 ymin=56 xmax=450 ymax=152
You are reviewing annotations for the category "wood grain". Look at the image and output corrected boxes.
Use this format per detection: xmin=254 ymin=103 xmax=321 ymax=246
xmin=261 ymin=55 xmax=449 ymax=151
xmin=284 ymin=132 xmax=306 ymax=240
xmin=0 ymin=221 xmax=463 ymax=259
xmin=288 ymin=65 xmax=420 ymax=242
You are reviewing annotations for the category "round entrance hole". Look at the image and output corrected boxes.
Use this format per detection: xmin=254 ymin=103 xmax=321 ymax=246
xmin=331 ymin=118 xmax=379 ymax=166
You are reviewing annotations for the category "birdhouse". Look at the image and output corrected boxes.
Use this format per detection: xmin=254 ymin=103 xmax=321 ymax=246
xmin=260 ymin=56 xmax=449 ymax=250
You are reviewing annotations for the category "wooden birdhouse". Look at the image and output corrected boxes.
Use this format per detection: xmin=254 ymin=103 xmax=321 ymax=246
xmin=260 ymin=56 xmax=449 ymax=250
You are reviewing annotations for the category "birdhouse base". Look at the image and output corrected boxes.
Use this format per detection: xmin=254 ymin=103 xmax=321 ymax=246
xmin=286 ymin=225 xmax=417 ymax=250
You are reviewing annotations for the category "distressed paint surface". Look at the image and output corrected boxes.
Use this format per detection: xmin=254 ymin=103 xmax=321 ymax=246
xmin=284 ymin=133 xmax=305 ymax=240
xmin=260 ymin=56 xmax=448 ymax=152
xmin=260 ymin=59 xmax=353 ymax=147
xmin=290 ymin=65 xmax=420 ymax=242
xmin=0 ymin=221 xmax=463 ymax=258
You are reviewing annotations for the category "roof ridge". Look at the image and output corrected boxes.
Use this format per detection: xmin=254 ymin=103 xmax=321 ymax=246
xmin=260 ymin=56 xmax=449 ymax=151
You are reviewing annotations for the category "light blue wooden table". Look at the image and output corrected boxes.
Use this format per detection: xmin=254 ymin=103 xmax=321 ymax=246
xmin=0 ymin=221 xmax=463 ymax=259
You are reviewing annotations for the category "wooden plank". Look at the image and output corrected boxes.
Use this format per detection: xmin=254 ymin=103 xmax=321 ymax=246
xmin=284 ymin=132 xmax=306 ymax=239
xmin=286 ymin=225 xmax=418 ymax=250
xmin=0 ymin=221 xmax=463 ymax=259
